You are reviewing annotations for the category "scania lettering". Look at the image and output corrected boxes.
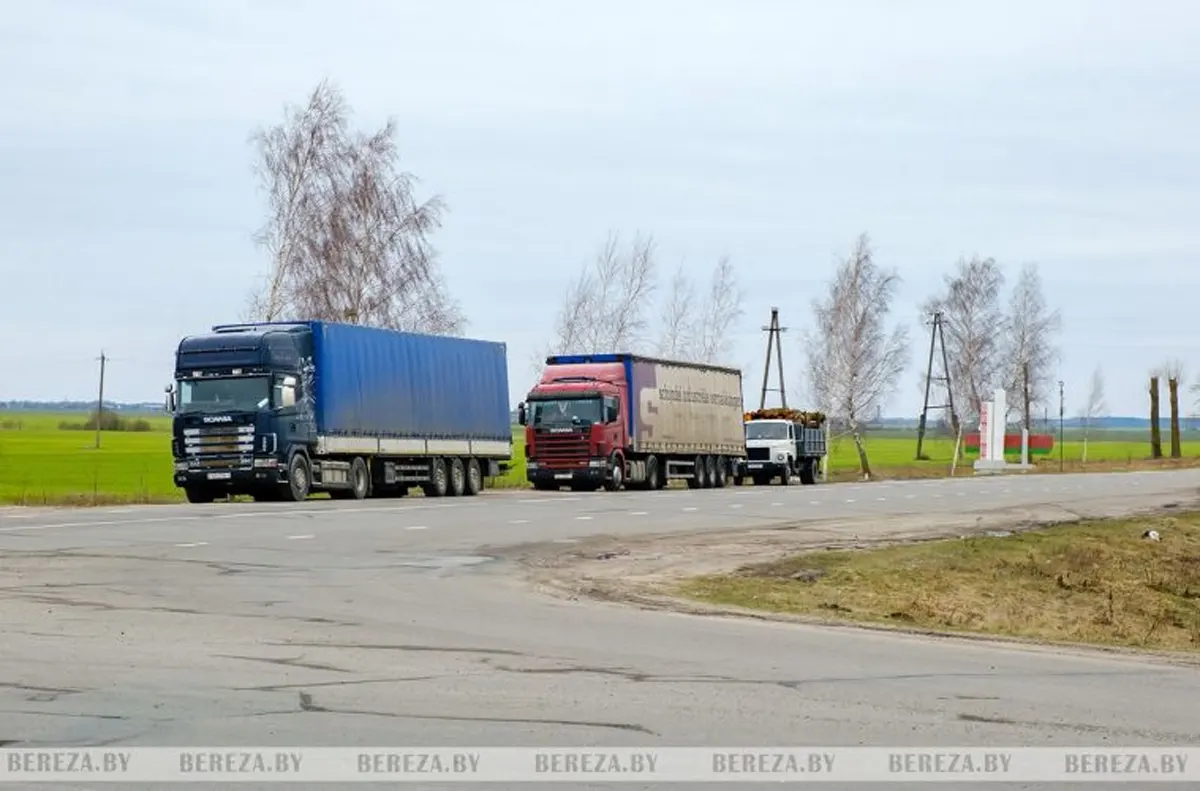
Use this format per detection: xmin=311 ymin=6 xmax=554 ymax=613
xmin=166 ymin=321 xmax=512 ymax=503
xmin=517 ymin=353 xmax=746 ymax=492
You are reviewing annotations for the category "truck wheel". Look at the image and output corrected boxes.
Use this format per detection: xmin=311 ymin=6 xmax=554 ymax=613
xmin=713 ymin=456 xmax=728 ymax=488
xmin=604 ymin=454 xmax=624 ymax=491
xmin=645 ymin=456 xmax=660 ymax=491
xmin=704 ymin=455 xmax=717 ymax=489
xmin=780 ymin=462 xmax=791 ymax=486
xmin=687 ymin=455 xmax=706 ymax=489
xmin=423 ymin=457 xmax=449 ymax=497
xmin=184 ymin=487 xmax=215 ymax=504
xmin=800 ymin=459 xmax=817 ymax=485
xmin=280 ymin=453 xmax=311 ymax=501
xmin=464 ymin=458 xmax=483 ymax=496
xmin=448 ymin=457 xmax=466 ymax=496
xmin=349 ymin=457 xmax=370 ymax=499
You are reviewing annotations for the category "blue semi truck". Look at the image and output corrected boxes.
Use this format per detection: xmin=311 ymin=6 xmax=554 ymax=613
xmin=165 ymin=321 xmax=512 ymax=503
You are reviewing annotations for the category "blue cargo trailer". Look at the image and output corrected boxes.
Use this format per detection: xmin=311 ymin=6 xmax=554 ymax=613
xmin=166 ymin=320 xmax=512 ymax=503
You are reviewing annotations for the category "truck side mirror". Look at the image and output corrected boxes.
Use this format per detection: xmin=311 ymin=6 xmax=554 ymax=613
xmin=277 ymin=376 xmax=297 ymax=408
xmin=164 ymin=385 xmax=176 ymax=414
xmin=517 ymin=402 xmax=527 ymax=426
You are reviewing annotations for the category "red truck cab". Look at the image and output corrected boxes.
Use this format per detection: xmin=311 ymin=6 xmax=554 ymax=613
xmin=517 ymin=356 xmax=629 ymax=491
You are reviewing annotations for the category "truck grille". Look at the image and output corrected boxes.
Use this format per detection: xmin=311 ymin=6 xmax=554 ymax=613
xmin=531 ymin=430 xmax=589 ymax=467
xmin=182 ymin=425 xmax=255 ymax=470
xmin=747 ymin=446 xmax=771 ymax=461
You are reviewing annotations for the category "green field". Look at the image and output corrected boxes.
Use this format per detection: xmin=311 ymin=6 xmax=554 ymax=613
xmin=1 ymin=411 xmax=1197 ymax=506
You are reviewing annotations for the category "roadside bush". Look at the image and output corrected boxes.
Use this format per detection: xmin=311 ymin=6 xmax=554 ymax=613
xmin=59 ymin=410 xmax=153 ymax=432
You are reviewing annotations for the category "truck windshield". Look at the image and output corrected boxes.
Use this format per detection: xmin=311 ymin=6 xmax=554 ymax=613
xmin=530 ymin=398 xmax=602 ymax=428
xmin=746 ymin=422 xmax=789 ymax=440
xmin=177 ymin=376 xmax=270 ymax=415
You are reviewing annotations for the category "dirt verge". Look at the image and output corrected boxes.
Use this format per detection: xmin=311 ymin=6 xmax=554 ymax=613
xmin=505 ymin=490 xmax=1200 ymax=662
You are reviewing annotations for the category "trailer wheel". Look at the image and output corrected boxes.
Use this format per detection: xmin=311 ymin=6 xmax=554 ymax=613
xmin=464 ymin=458 xmax=483 ymax=496
xmin=423 ymin=458 xmax=449 ymax=497
xmin=713 ymin=456 xmax=728 ymax=488
xmin=448 ymin=457 xmax=466 ymax=496
xmin=703 ymin=455 xmax=717 ymax=488
xmin=280 ymin=453 xmax=311 ymax=501
xmin=687 ymin=455 xmax=706 ymax=489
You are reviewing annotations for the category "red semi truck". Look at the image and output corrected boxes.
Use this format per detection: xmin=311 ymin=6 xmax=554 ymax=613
xmin=517 ymin=353 xmax=747 ymax=491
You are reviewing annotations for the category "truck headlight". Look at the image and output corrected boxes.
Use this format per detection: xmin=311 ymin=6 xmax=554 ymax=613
xmin=174 ymin=462 xmax=188 ymax=472
xmin=776 ymin=452 xmax=786 ymax=462
xmin=589 ymin=459 xmax=606 ymax=468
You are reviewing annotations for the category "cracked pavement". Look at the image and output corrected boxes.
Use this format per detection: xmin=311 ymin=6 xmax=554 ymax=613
xmin=2 ymin=469 xmax=1200 ymax=788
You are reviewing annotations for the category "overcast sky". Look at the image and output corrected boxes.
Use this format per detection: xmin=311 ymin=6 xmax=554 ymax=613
xmin=1 ymin=0 xmax=1197 ymax=418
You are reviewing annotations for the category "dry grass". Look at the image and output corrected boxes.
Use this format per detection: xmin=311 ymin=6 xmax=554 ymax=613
xmin=678 ymin=512 xmax=1200 ymax=653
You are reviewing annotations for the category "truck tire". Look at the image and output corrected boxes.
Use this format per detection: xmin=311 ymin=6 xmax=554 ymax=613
xmin=280 ymin=453 xmax=311 ymax=502
xmin=687 ymin=455 xmax=707 ymax=489
xmin=645 ymin=456 xmax=661 ymax=491
xmin=349 ymin=457 xmax=370 ymax=499
xmin=604 ymin=454 xmax=624 ymax=491
xmin=800 ymin=458 xmax=817 ymax=485
xmin=713 ymin=456 xmax=728 ymax=488
xmin=423 ymin=458 xmax=449 ymax=497
xmin=464 ymin=458 xmax=483 ymax=496
xmin=184 ymin=486 xmax=215 ymax=504
xmin=780 ymin=461 xmax=791 ymax=486
xmin=704 ymin=455 xmax=717 ymax=489
xmin=448 ymin=457 xmax=466 ymax=496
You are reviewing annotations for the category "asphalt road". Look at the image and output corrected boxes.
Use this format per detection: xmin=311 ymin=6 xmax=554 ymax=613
xmin=3 ymin=469 xmax=1200 ymax=788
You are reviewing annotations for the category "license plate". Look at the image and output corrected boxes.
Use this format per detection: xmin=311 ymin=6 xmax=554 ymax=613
xmin=206 ymin=471 xmax=232 ymax=480
xmin=747 ymin=463 xmax=763 ymax=470
xmin=554 ymin=473 xmax=572 ymax=480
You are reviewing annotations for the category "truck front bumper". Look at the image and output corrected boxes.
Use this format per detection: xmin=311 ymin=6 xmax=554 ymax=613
xmin=173 ymin=458 xmax=285 ymax=490
xmin=525 ymin=459 xmax=607 ymax=485
xmin=737 ymin=460 xmax=787 ymax=476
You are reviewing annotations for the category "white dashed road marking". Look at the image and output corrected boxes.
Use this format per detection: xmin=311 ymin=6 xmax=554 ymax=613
xmin=175 ymin=541 xmax=208 ymax=547
xmin=287 ymin=534 xmax=314 ymax=540
xmin=405 ymin=525 xmax=428 ymax=531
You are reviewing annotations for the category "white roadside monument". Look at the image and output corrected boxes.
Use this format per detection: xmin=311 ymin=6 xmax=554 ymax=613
xmin=973 ymin=388 xmax=1034 ymax=474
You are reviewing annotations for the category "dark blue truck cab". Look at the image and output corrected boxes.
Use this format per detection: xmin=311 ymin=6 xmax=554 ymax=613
xmin=167 ymin=321 xmax=512 ymax=504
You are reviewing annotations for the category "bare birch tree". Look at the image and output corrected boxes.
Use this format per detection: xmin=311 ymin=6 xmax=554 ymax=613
xmin=1080 ymin=365 xmax=1106 ymax=463
xmin=545 ymin=231 xmax=658 ymax=359
xmin=922 ymin=255 xmax=1006 ymax=422
xmin=656 ymin=255 xmax=744 ymax=364
xmin=657 ymin=263 xmax=697 ymax=360
xmin=544 ymin=233 xmax=743 ymax=367
xmin=805 ymin=233 xmax=909 ymax=479
xmin=246 ymin=80 xmax=465 ymax=334
xmin=1004 ymin=262 xmax=1061 ymax=427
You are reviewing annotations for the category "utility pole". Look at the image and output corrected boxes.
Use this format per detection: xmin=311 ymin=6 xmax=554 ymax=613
xmin=95 ymin=350 xmax=107 ymax=449
xmin=1058 ymin=379 xmax=1065 ymax=472
xmin=915 ymin=311 xmax=957 ymax=460
xmin=758 ymin=307 xmax=788 ymax=410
